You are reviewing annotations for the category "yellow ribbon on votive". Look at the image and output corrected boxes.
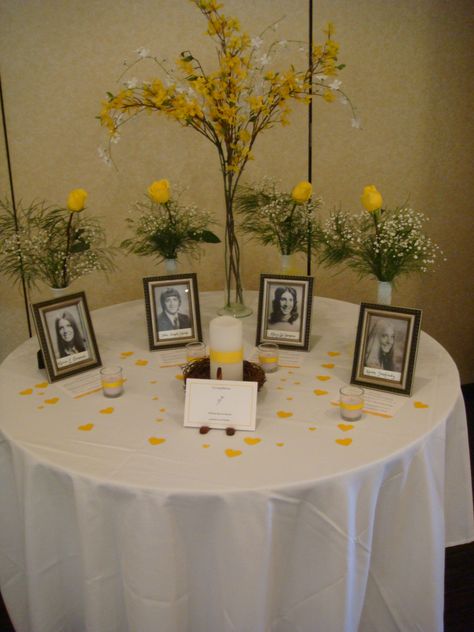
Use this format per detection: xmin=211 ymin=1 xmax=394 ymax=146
xmin=102 ymin=379 xmax=124 ymax=388
xmin=340 ymin=401 xmax=364 ymax=410
xmin=209 ymin=348 xmax=243 ymax=364
xmin=259 ymin=356 xmax=278 ymax=364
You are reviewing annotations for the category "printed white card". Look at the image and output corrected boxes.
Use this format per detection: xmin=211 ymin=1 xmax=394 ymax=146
xmin=184 ymin=378 xmax=257 ymax=431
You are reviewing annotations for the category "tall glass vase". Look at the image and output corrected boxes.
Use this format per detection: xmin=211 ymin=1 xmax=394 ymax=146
xmin=217 ymin=185 xmax=252 ymax=318
xmin=376 ymin=281 xmax=392 ymax=305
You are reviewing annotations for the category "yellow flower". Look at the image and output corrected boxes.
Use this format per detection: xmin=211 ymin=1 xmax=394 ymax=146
xmin=361 ymin=185 xmax=383 ymax=212
xmin=291 ymin=181 xmax=313 ymax=203
xmin=67 ymin=189 xmax=88 ymax=212
xmin=148 ymin=179 xmax=171 ymax=204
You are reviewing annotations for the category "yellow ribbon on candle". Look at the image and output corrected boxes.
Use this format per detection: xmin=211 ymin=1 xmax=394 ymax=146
xmin=259 ymin=356 xmax=278 ymax=364
xmin=102 ymin=380 xmax=124 ymax=388
xmin=340 ymin=401 xmax=363 ymax=411
xmin=210 ymin=348 xmax=243 ymax=364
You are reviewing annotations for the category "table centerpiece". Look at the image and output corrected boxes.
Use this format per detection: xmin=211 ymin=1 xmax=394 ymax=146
xmin=235 ymin=178 xmax=319 ymax=274
xmin=0 ymin=189 xmax=115 ymax=293
xmin=316 ymin=185 xmax=445 ymax=304
xmin=99 ymin=0 xmax=356 ymax=316
xmin=120 ymin=179 xmax=220 ymax=274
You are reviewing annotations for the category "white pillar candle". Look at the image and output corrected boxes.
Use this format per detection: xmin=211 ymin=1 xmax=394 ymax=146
xmin=209 ymin=316 xmax=243 ymax=381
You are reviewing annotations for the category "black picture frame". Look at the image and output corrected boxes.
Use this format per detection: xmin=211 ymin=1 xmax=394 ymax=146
xmin=351 ymin=303 xmax=422 ymax=396
xmin=143 ymin=273 xmax=202 ymax=350
xmin=256 ymin=274 xmax=314 ymax=351
xmin=31 ymin=291 xmax=102 ymax=383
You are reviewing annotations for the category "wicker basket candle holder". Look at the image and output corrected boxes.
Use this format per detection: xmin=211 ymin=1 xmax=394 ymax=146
xmin=182 ymin=357 xmax=266 ymax=391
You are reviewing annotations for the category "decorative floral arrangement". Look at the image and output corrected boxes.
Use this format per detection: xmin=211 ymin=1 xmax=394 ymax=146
xmin=99 ymin=0 xmax=355 ymax=314
xmin=0 ymin=189 xmax=115 ymax=289
xmin=120 ymin=179 xmax=220 ymax=263
xmin=317 ymin=185 xmax=444 ymax=283
xmin=235 ymin=178 xmax=320 ymax=256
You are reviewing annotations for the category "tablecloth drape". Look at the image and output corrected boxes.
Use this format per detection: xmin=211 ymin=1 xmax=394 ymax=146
xmin=0 ymin=293 xmax=472 ymax=632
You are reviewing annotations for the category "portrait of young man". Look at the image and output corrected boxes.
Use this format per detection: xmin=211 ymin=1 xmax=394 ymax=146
xmin=155 ymin=285 xmax=192 ymax=340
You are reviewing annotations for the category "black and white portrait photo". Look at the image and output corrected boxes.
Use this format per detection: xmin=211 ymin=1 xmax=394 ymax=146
xmin=143 ymin=274 xmax=202 ymax=350
xmin=256 ymin=274 xmax=313 ymax=351
xmin=266 ymin=284 xmax=303 ymax=341
xmin=32 ymin=292 xmax=101 ymax=382
xmin=47 ymin=307 xmax=89 ymax=368
xmin=363 ymin=315 xmax=408 ymax=382
xmin=351 ymin=303 xmax=422 ymax=396
xmin=155 ymin=285 xmax=192 ymax=340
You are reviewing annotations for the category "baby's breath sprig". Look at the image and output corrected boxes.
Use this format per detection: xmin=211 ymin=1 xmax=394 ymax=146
xmin=317 ymin=186 xmax=444 ymax=283
xmin=120 ymin=179 xmax=220 ymax=262
xmin=235 ymin=178 xmax=320 ymax=257
xmin=0 ymin=193 xmax=115 ymax=290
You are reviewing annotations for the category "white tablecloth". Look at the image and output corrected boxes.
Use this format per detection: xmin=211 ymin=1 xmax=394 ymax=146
xmin=0 ymin=292 xmax=472 ymax=632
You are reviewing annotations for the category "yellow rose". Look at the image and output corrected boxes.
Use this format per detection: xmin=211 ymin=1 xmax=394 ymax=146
xmin=291 ymin=181 xmax=313 ymax=203
xmin=361 ymin=185 xmax=383 ymax=213
xmin=148 ymin=179 xmax=171 ymax=204
xmin=67 ymin=188 xmax=88 ymax=212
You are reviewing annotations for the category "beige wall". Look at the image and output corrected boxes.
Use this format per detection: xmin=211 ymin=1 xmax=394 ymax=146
xmin=1 ymin=0 xmax=473 ymax=382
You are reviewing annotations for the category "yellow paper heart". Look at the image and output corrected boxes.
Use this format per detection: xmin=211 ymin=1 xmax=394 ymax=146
xmin=159 ymin=407 xmax=166 ymax=412
xmin=152 ymin=396 xmax=159 ymax=401
xmin=19 ymin=388 xmax=33 ymax=396
xmin=313 ymin=389 xmax=328 ymax=396
xmin=175 ymin=374 xmax=184 ymax=381
xmin=286 ymin=396 xmax=293 ymax=401
xmin=276 ymin=442 xmax=285 ymax=447
xmin=322 ymin=363 xmax=335 ymax=369
xmin=99 ymin=407 xmax=114 ymax=414
xmin=336 ymin=438 xmax=353 ymax=446
xmin=414 ymin=401 xmax=429 ymax=408
xmin=316 ymin=375 xmax=331 ymax=381
xmin=280 ymin=378 xmax=287 ymax=382
xmin=155 ymin=418 xmax=164 ymax=422
xmin=328 ymin=351 xmax=340 ymax=357
xmin=338 ymin=423 xmax=354 ymax=432
xmin=78 ymin=423 xmax=94 ymax=431
xmin=308 ymin=427 xmax=317 ymax=431
xmin=121 ymin=351 xmax=134 ymax=357
xmin=244 ymin=437 xmax=261 ymax=445
xmin=202 ymin=443 xmax=210 ymax=448
xmin=35 ymin=382 xmax=48 ymax=389
xmin=44 ymin=397 xmax=59 ymax=405
xmin=135 ymin=359 xmax=148 ymax=366
xmin=149 ymin=380 xmax=158 ymax=384
xmin=148 ymin=437 xmax=166 ymax=445
xmin=277 ymin=411 xmax=293 ymax=418
xmin=225 ymin=448 xmax=242 ymax=458
xmin=293 ymin=381 xmax=301 ymax=385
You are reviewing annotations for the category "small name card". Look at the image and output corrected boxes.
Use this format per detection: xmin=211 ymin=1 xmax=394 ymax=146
xmin=184 ymin=378 xmax=257 ymax=431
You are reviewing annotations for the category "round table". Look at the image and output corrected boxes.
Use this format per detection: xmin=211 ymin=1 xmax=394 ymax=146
xmin=0 ymin=292 xmax=472 ymax=632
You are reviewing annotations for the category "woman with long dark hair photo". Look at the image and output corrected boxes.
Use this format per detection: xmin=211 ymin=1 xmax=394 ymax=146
xmin=268 ymin=286 xmax=300 ymax=331
xmin=54 ymin=311 xmax=86 ymax=359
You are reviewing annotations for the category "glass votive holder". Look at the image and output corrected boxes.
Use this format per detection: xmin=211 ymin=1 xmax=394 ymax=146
xmin=339 ymin=385 xmax=364 ymax=421
xmin=100 ymin=366 xmax=124 ymax=398
xmin=257 ymin=342 xmax=279 ymax=373
xmin=186 ymin=341 xmax=207 ymax=363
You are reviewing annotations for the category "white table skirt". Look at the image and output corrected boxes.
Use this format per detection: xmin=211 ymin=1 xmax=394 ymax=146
xmin=0 ymin=292 xmax=472 ymax=632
